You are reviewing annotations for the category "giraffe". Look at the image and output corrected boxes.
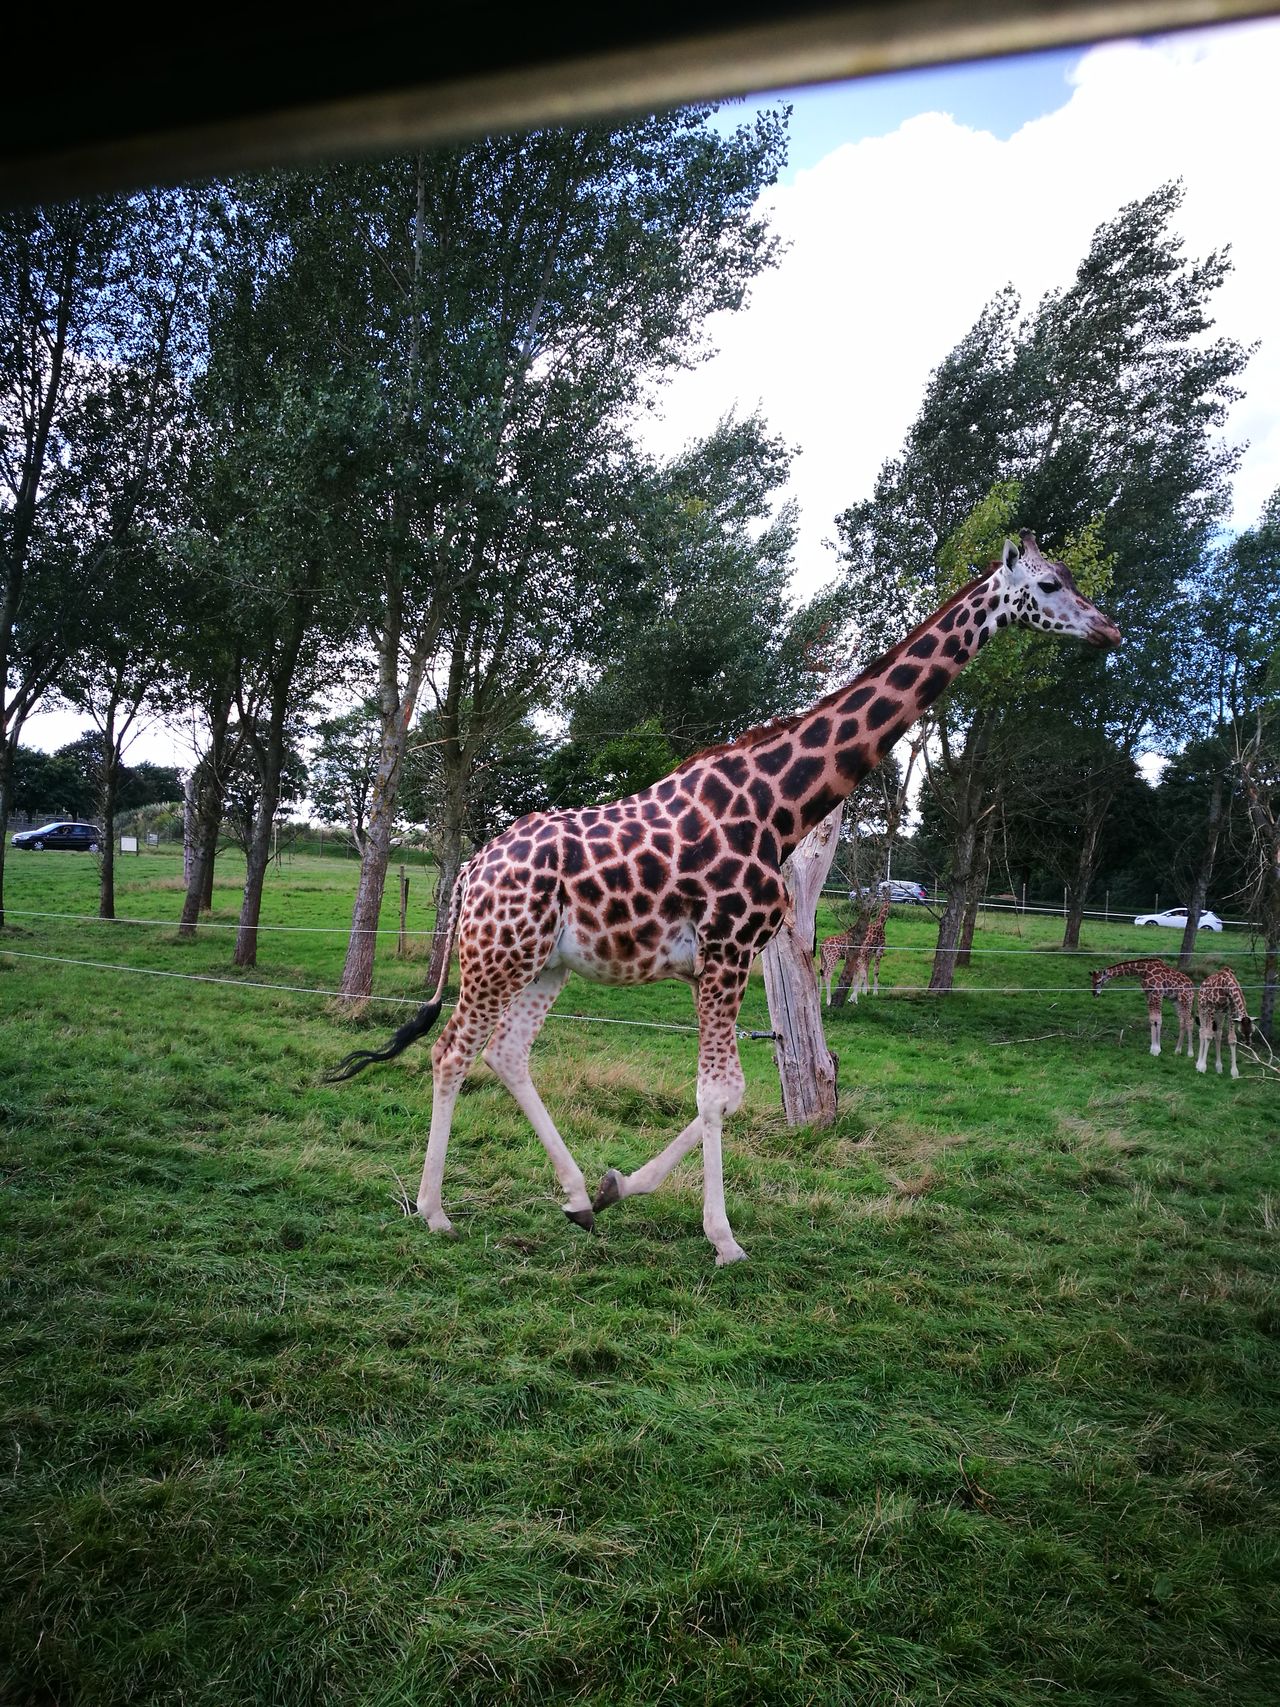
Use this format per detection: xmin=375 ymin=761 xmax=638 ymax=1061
xmin=329 ymin=531 xmax=1120 ymax=1264
xmin=817 ymin=929 xmax=856 ymax=1007
xmin=852 ymin=890 xmax=893 ymax=1002
xmin=1090 ymin=958 xmax=1196 ymax=1058
xmin=1195 ymin=966 xmax=1253 ymax=1078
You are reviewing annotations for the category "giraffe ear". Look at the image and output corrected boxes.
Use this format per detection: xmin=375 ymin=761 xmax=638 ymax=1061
xmin=1001 ymin=538 xmax=1020 ymax=572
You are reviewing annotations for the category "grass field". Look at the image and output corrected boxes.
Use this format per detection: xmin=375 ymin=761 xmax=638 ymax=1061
xmin=2 ymin=849 xmax=1278 ymax=1706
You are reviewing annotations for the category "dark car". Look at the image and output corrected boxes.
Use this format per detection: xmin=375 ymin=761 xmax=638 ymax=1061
xmin=12 ymin=821 xmax=104 ymax=852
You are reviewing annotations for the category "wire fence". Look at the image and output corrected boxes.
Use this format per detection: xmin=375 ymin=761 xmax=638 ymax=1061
xmin=2 ymin=888 xmax=1272 ymax=1050
xmin=822 ymin=889 xmax=1259 ymax=930
xmin=5 ymin=908 xmax=1276 ymax=949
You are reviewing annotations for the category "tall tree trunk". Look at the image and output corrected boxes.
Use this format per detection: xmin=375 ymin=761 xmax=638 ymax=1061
xmin=179 ymin=720 xmax=230 ymax=938
xmin=422 ymin=724 xmax=471 ymax=996
xmin=97 ymin=700 xmax=120 ymax=921
xmin=761 ymin=804 xmax=842 ymax=1128
xmin=928 ymin=716 xmax=993 ymax=993
xmin=339 ymin=695 xmax=422 ymax=999
xmin=930 ymin=815 xmax=982 ymax=992
xmin=1262 ymin=939 xmax=1277 ymax=1047
xmin=1178 ymin=768 xmax=1224 ymax=969
xmin=956 ymin=814 xmax=997 ymax=968
xmin=0 ymin=751 xmax=12 ymax=932
xmin=1062 ymin=809 xmax=1104 ymax=951
xmin=233 ymin=724 xmax=284 ymax=968
xmin=200 ymin=830 xmax=218 ymax=912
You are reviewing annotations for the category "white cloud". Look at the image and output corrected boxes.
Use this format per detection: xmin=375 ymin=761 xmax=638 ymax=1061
xmin=642 ymin=20 xmax=1280 ymax=596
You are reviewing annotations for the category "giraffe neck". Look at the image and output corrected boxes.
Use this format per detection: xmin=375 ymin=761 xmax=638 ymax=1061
xmin=674 ymin=570 xmax=1004 ymax=865
xmin=1098 ymin=959 xmax=1168 ymax=986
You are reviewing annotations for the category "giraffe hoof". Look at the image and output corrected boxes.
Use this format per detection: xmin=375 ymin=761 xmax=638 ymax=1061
xmin=592 ymin=1169 xmax=625 ymax=1213
xmin=564 ymin=1206 xmax=596 ymax=1233
xmin=423 ymin=1212 xmax=458 ymax=1238
xmin=715 ymin=1243 xmax=749 ymax=1267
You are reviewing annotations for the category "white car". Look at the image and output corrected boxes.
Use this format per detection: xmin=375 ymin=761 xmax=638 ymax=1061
xmin=1133 ymin=905 xmax=1223 ymax=932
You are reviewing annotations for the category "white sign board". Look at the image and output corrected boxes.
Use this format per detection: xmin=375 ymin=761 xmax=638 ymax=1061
xmin=120 ymin=835 xmax=138 ymax=853
xmin=147 ymin=833 xmax=159 ymax=846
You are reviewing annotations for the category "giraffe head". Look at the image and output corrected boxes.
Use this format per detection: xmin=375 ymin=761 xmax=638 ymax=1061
xmin=1090 ymin=967 xmax=1106 ymax=997
xmin=986 ymin=532 xmax=1121 ymax=649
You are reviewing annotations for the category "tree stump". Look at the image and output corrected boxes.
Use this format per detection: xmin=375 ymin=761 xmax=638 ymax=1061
xmin=761 ymin=804 xmax=842 ymax=1127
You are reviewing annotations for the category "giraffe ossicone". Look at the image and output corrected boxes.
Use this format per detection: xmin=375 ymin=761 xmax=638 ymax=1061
xmin=330 ymin=531 xmax=1120 ymax=1264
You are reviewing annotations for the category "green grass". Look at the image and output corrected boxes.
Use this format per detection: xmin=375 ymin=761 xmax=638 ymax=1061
xmin=2 ymin=851 xmax=1278 ymax=1705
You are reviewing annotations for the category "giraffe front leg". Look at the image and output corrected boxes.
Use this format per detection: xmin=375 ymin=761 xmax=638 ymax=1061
xmin=1149 ymin=1002 xmax=1162 ymax=1056
xmin=1195 ymin=1015 xmax=1211 ymax=1073
xmin=695 ymin=959 xmax=750 ymax=1266
xmin=1227 ymin=1017 xmax=1240 ymax=1079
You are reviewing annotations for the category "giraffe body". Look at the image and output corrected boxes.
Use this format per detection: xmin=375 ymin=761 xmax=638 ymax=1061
xmin=1091 ymin=958 xmax=1196 ymax=1058
xmin=331 ymin=532 xmax=1120 ymax=1263
xmin=1195 ymin=967 xmax=1252 ymax=1078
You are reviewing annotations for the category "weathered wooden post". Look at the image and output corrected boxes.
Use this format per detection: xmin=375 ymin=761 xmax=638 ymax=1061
xmin=397 ymin=864 xmax=409 ymax=958
xmin=761 ymin=803 xmax=842 ymax=1128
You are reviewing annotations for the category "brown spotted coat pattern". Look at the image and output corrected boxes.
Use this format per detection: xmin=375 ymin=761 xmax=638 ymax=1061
xmin=1091 ymin=958 xmax=1196 ymax=1058
xmin=354 ymin=531 xmax=1119 ymax=1264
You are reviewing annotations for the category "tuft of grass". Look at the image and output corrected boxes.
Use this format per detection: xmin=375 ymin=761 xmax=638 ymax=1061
xmin=1 ymin=852 xmax=1278 ymax=1705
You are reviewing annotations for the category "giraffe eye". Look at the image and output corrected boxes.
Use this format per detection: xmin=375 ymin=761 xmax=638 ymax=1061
xmin=1038 ymin=579 xmax=1061 ymax=594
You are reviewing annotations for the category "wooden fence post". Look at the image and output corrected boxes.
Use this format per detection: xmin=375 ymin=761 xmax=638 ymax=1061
xmin=760 ymin=803 xmax=843 ymax=1128
xmin=398 ymin=864 xmax=409 ymax=958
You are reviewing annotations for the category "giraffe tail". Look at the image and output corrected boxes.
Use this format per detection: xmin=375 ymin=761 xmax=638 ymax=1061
xmin=326 ymin=860 xmax=473 ymax=1083
xmin=325 ymin=1000 xmax=444 ymax=1082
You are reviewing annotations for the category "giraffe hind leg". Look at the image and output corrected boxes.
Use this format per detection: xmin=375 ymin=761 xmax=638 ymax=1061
xmin=1195 ymin=1012 xmax=1211 ymax=1073
xmin=481 ymin=964 xmax=595 ymax=1228
xmin=417 ymin=992 xmax=507 ymax=1233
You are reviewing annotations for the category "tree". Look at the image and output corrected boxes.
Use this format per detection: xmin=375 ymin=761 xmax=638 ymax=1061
xmin=833 ymin=183 xmax=1250 ymax=983
xmin=1210 ymin=489 xmax=1280 ymax=1040
xmin=188 ymin=187 xmax=366 ymax=967
xmin=1 ymin=198 xmax=129 ymax=925
xmin=309 ymin=702 xmax=387 ymax=853
xmin=563 ymin=414 xmax=822 ymax=766
xmin=314 ymin=112 xmax=789 ymax=1000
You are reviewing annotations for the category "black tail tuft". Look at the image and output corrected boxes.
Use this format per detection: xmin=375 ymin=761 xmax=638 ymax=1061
xmin=325 ymin=1000 xmax=443 ymax=1083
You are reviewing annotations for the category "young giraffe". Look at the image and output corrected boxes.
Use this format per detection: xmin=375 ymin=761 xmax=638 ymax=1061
xmin=1090 ymin=958 xmax=1196 ymax=1058
xmin=852 ymin=891 xmax=893 ymax=1002
xmin=819 ymin=890 xmax=892 ymax=1006
xmin=330 ymin=532 xmax=1120 ymax=1265
xmin=817 ymin=929 xmax=856 ymax=1007
xmin=1195 ymin=966 xmax=1253 ymax=1078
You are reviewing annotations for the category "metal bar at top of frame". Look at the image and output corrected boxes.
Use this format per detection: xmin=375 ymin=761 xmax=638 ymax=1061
xmin=3 ymin=0 xmax=1277 ymax=205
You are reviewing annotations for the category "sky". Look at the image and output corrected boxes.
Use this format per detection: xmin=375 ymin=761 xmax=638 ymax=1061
xmin=638 ymin=17 xmax=1280 ymax=600
xmin=22 ymin=17 xmax=1280 ymax=768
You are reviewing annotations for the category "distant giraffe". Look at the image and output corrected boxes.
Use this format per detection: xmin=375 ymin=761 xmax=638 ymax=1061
xmin=853 ymin=891 xmax=894 ymax=1002
xmin=330 ymin=532 xmax=1119 ymax=1266
xmin=1195 ymin=967 xmax=1253 ymax=1078
xmin=817 ymin=929 xmax=856 ymax=1007
xmin=1091 ymin=958 xmax=1196 ymax=1058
